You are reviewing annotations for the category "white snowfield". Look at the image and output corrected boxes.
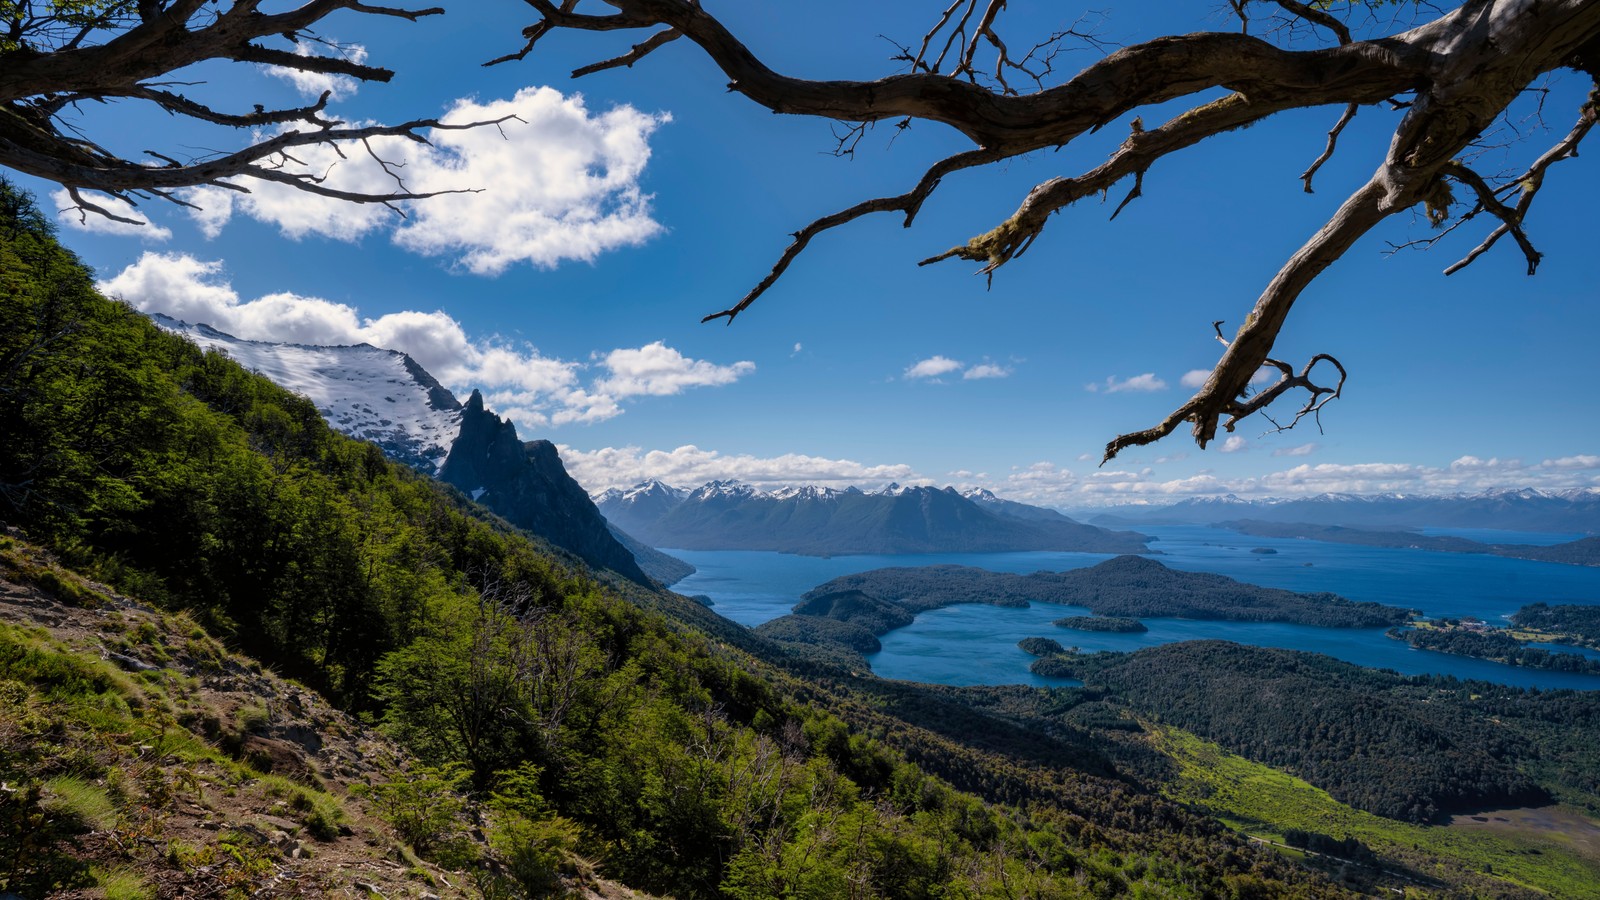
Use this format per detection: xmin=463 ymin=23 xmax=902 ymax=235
xmin=152 ymin=315 xmax=462 ymax=473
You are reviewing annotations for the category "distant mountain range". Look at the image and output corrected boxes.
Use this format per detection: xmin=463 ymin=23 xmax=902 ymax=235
xmin=1223 ymin=520 xmax=1600 ymax=567
xmin=1088 ymin=489 xmax=1600 ymax=534
xmin=595 ymin=480 xmax=1150 ymax=555
xmin=155 ymin=317 xmax=676 ymax=585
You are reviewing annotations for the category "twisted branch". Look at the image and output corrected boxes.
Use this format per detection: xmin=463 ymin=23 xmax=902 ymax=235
xmin=504 ymin=0 xmax=1600 ymax=459
xmin=1 ymin=0 xmax=466 ymax=213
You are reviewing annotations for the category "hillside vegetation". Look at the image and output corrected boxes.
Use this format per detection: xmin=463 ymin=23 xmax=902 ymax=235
xmin=0 ymin=182 xmax=1348 ymax=899
xmin=1023 ymin=641 xmax=1600 ymax=825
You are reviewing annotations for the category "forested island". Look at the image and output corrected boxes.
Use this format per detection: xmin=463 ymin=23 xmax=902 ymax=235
xmin=806 ymin=555 xmax=1413 ymax=627
xmin=1054 ymin=616 xmax=1148 ymax=633
xmin=1387 ymin=622 xmax=1600 ymax=674
xmin=1017 ymin=637 xmax=1067 ymax=656
xmin=1223 ymin=520 xmax=1600 ymax=566
xmin=1510 ymin=602 xmax=1600 ymax=649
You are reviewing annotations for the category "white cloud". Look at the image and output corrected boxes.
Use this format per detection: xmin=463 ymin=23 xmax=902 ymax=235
xmin=1258 ymin=462 xmax=1427 ymax=494
xmin=183 ymin=87 xmax=669 ymax=274
xmin=260 ymin=42 xmax=368 ymax=101
xmin=1181 ymin=366 xmax=1273 ymax=390
xmin=1092 ymin=373 xmax=1167 ymax=393
xmin=1541 ymin=455 xmax=1600 ymax=470
xmin=1219 ymin=435 xmax=1248 ymax=453
xmin=96 ymin=252 xmax=750 ymax=430
xmin=594 ymin=342 xmax=754 ymax=398
xmin=1449 ymin=455 xmax=1523 ymax=473
xmin=1272 ymin=442 xmax=1318 ymax=458
xmin=51 ymin=190 xmax=172 ymax=241
xmin=905 ymin=356 xmax=1013 ymax=381
xmin=963 ymin=363 xmax=1011 ymax=380
xmin=905 ymin=356 xmax=964 ymax=380
xmin=559 ymin=444 xmax=921 ymax=494
xmin=792 ymin=343 xmax=803 ymax=356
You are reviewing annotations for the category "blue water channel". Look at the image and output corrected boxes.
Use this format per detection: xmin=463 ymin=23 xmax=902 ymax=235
xmin=666 ymin=524 xmax=1600 ymax=690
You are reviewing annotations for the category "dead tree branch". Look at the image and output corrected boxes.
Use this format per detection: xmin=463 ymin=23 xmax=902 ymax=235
xmin=503 ymin=0 xmax=1600 ymax=458
xmin=0 ymin=1 xmax=467 ymax=217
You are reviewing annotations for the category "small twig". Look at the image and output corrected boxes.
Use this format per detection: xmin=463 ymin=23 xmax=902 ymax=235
xmin=1301 ymin=103 xmax=1357 ymax=193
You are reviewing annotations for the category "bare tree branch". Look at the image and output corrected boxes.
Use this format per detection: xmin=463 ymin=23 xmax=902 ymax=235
xmin=1301 ymin=103 xmax=1358 ymax=193
xmin=509 ymin=0 xmax=1600 ymax=459
xmin=0 ymin=0 xmax=468 ymax=216
xmin=1443 ymin=89 xmax=1597 ymax=275
xmin=703 ymin=148 xmax=1003 ymax=324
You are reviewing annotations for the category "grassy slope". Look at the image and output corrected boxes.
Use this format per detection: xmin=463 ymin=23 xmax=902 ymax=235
xmin=0 ymin=536 xmax=521 ymax=900
xmin=1151 ymin=726 xmax=1600 ymax=899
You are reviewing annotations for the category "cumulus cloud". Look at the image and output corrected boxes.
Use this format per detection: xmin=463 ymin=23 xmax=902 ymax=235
xmin=963 ymin=363 xmax=1011 ymax=380
xmin=183 ymin=87 xmax=669 ymax=274
xmin=96 ymin=252 xmax=751 ymax=429
xmin=1181 ymin=366 xmax=1273 ymax=390
xmin=595 ymin=343 xmax=754 ymax=398
xmin=956 ymin=449 xmax=1600 ymax=508
xmin=51 ymin=190 xmax=172 ymax=241
xmin=1272 ymin=442 xmax=1318 ymax=458
xmin=1449 ymin=455 xmax=1523 ymax=473
xmin=558 ymin=444 xmax=921 ymax=494
xmin=1219 ymin=436 xmax=1248 ymax=453
xmin=1258 ymin=462 xmax=1426 ymax=495
xmin=260 ymin=42 xmax=368 ymax=101
xmin=1089 ymin=373 xmax=1167 ymax=393
xmin=905 ymin=356 xmax=1016 ymax=382
xmin=1541 ymin=455 xmax=1600 ymax=470
xmin=905 ymin=356 xmax=964 ymax=380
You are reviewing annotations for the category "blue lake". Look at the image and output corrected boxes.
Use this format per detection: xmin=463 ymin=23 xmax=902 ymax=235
xmin=667 ymin=524 xmax=1600 ymax=691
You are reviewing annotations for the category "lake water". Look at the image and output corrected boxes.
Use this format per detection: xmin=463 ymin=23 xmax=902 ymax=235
xmin=667 ymin=524 xmax=1600 ymax=691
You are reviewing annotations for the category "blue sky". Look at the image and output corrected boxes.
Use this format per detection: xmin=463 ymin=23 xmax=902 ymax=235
xmin=23 ymin=1 xmax=1600 ymax=507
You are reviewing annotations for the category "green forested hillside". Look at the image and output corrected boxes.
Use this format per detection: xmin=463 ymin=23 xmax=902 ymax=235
xmin=1021 ymin=641 xmax=1600 ymax=824
xmin=0 ymin=182 xmax=1350 ymax=898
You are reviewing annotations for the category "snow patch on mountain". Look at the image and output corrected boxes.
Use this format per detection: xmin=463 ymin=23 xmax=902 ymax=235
xmin=152 ymin=315 xmax=462 ymax=473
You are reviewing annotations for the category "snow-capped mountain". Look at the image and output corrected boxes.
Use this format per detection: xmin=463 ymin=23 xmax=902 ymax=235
xmin=595 ymin=479 xmax=1150 ymax=556
xmin=154 ymin=315 xmax=461 ymax=473
xmin=959 ymin=487 xmax=1076 ymax=522
xmin=153 ymin=317 xmax=686 ymax=585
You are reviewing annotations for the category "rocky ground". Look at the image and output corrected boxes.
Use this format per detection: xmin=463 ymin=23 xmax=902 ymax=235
xmin=0 ymin=533 xmax=649 ymax=900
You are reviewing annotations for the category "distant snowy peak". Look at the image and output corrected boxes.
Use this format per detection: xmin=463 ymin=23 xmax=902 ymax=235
xmin=771 ymin=485 xmax=844 ymax=502
xmin=627 ymin=479 xmax=690 ymax=502
xmin=152 ymin=315 xmax=462 ymax=473
xmin=687 ymin=479 xmax=760 ymax=502
xmin=595 ymin=479 xmax=691 ymax=507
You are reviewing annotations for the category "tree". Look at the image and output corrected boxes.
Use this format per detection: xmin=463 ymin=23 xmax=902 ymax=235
xmin=501 ymin=0 xmax=1599 ymax=460
xmin=0 ymin=1 xmax=506 ymax=223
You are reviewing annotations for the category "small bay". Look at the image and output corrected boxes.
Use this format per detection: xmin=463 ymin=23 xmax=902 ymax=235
xmin=666 ymin=524 xmax=1600 ymax=690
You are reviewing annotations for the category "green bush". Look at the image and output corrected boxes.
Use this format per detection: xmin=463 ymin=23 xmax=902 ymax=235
xmin=365 ymin=762 xmax=472 ymax=858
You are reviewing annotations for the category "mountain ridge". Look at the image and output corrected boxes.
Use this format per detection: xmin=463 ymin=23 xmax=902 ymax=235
xmin=597 ymin=478 xmax=1150 ymax=555
xmin=152 ymin=316 xmax=673 ymax=586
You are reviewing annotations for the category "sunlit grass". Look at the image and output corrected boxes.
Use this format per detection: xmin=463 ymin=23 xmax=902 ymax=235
xmin=1151 ymin=725 xmax=1600 ymax=897
xmin=42 ymin=775 xmax=118 ymax=830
